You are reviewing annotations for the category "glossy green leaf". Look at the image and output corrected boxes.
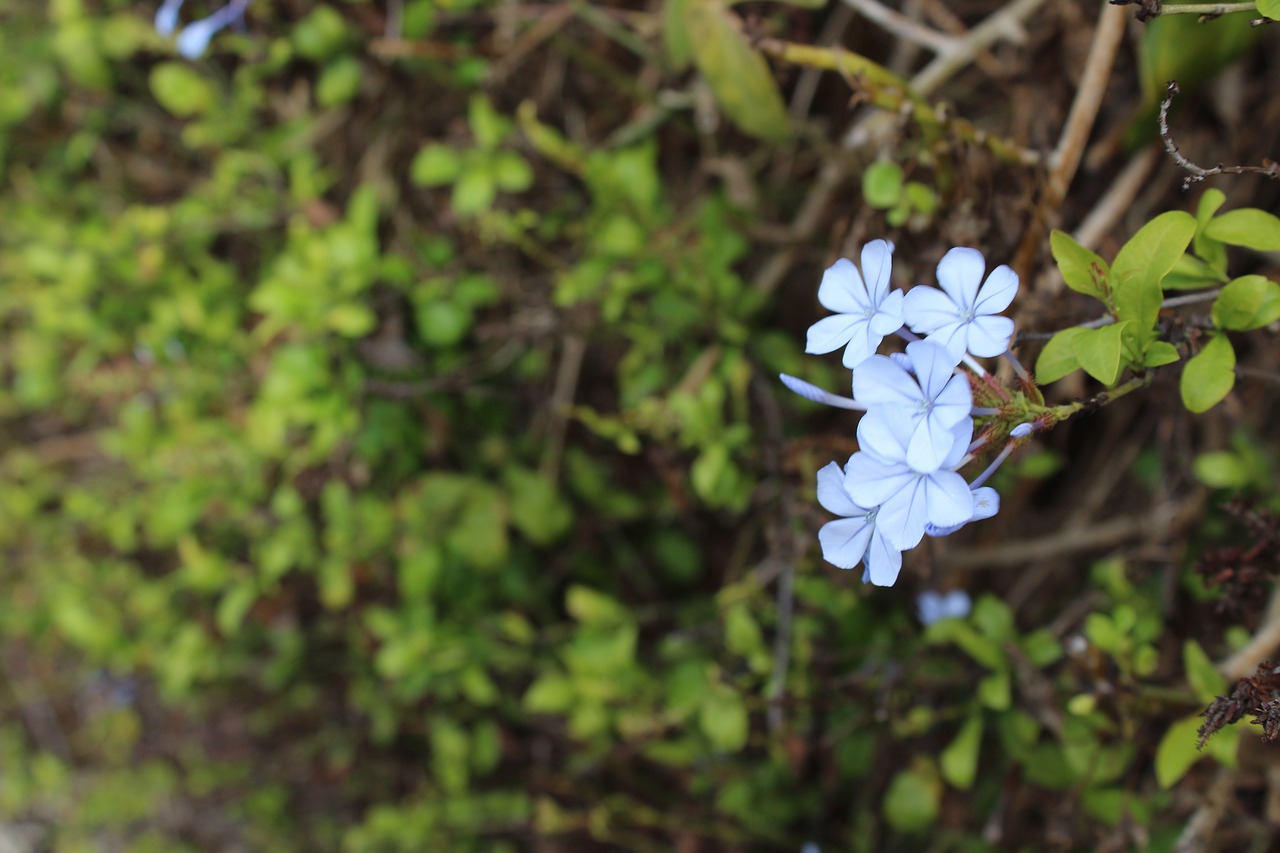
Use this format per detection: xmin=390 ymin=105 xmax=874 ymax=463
xmin=1035 ymin=327 xmax=1087 ymax=384
xmin=1205 ymin=208 xmax=1280 ymax=251
xmin=1260 ymin=0 xmax=1280 ymax=21
xmin=686 ymin=0 xmax=790 ymax=141
xmin=1212 ymin=275 xmax=1280 ymax=330
xmin=1112 ymin=211 xmax=1196 ymax=338
xmin=1050 ymin=229 xmax=1110 ymax=301
xmin=1162 ymin=253 xmax=1227 ymax=291
xmin=1071 ymin=322 xmax=1129 ymax=386
xmin=940 ymin=715 xmax=983 ymax=791
xmin=1180 ymin=334 xmax=1235 ymax=413
xmin=1183 ymin=639 xmax=1226 ymax=703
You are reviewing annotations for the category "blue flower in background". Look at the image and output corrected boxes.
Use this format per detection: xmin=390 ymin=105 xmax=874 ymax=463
xmin=805 ymin=240 xmax=904 ymax=369
xmin=156 ymin=0 xmax=250 ymax=59
xmin=815 ymin=461 xmax=903 ymax=586
xmin=925 ymin=485 xmax=999 ymax=537
xmin=917 ymin=589 xmax=972 ymax=626
xmin=903 ymin=247 xmax=1018 ymax=360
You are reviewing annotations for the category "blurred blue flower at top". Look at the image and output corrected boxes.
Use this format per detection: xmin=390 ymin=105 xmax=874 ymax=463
xmin=157 ymin=0 xmax=250 ymax=60
xmin=917 ymin=589 xmax=971 ymax=626
xmin=154 ymin=0 xmax=185 ymax=36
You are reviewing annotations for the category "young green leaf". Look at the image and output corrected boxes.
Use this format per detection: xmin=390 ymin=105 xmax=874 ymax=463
xmin=1155 ymin=714 xmax=1204 ymax=788
xmin=1203 ymin=208 xmax=1280 ymax=251
xmin=686 ymin=1 xmax=791 ymax=141
xmin=1162 ymin=253 xmax=1228 ymax=291
xmin=1180 ymin=334 xmax=1235 ymax=413
xmin=663 ymin=0 xmax=695 ymax=70
xmin=1111 ymin=211 xmax=1196 ymax=338
xmin=940 ymin=715 xmax=983 ymax=791
xmin=862 ymin=161 xmax=903 ymax=209
xmin=883 ymin=760 xmax=941 ymax=832
xmin=1260 ymin=0 xmax=1280 ymax=21
xmin=1211 ymin=275 xmax=1280 ymax=331
xmin=1072 ymin=322 xmax=1129 ymax=386
xmin=1035 ymin=327 xmax=1087 ymax=384
xmin=1183 ymin=639 xmax=1227 ymax=702
xmin=1050 ymin=230 xmax=1110 ymax=302
xmin=1193 ymin=188 xmax=1228 ymax=274
xmin=1143 ymin=341 xmax=1180 ymax=368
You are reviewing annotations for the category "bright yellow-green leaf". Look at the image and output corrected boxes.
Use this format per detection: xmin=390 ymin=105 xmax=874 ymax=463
xmin=940 ymin=715 xmax=983 ymax=791
xmin=1035 ymin=327 xmax=1087 ymax=384
xmin=1204 ymin=208 xmax=1280 ymax=251
xmin=1260 ymin=0 xmax=1280 ymax=21
xmin=1112 ymin=211 xmax=1196 ymax=337
xmin=1071 ymin=322 xmax=1129 ymax=386
xmin=1212 ymin=275 xmax=1280 ymax=330
xmin=1144 ymin=341 xmax=1180 ymax=368
xmin=1155 ymin=714 xmax=1207 ymax=788
xmin=149 ymin=62 xmax=216 ymax=117
xmin=1180 ymin=334 xmax=1235 ymax=413
xmin=1051 ymin=230 xmax=1110 ymax=301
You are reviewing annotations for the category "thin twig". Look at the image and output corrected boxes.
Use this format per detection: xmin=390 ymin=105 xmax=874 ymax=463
xmin=1160 ymin=81 xmax=1280 ymax=189
xmin=1172 ymin=767 xmax=1238 ymax=853
xmin=1220 ymin=586 xmax=1280 ymax=680
xmin=839 ymin=0 xmax=956 ymax=54
xmin=1017 ymin=288 xmax=1222 ymax=341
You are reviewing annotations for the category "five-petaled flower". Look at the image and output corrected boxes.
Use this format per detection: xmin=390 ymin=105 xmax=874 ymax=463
xmin=903 ymin=246 xmax=1018 ymax=360
xmin=816 ymin=461 xmax=902 ymax=586
xmin=805 ymin=240 xmax=904 ymax=369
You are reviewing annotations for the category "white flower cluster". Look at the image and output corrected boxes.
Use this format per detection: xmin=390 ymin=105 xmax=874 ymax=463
xmin=784 ymin=240 xmax=1021 ymax=586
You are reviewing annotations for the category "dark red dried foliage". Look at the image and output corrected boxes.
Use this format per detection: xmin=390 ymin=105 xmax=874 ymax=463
xmin=1199 ymin=661 xmax=1280 ymax=749
xmin=1195 ymin=501 xmax=1280 ymax=625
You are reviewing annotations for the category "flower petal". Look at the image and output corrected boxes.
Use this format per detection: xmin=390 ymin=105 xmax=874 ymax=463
xmin=902 ymin=285 xmax=958 ymax=333
xmin=970 ymin=486 xmax=1000 ymax=521
xmin=965 ymin=315 xmax=1015 ymax=358
xmin=906 ymin=340 xmax=960 ymax=399
xmin=860 ymin=239 xmax=894 ymax=303
xmin=932 ymin=374 xmax=974 ymax=427
xmin=845 ymin=452 xmax=913 ymax=508
xmin=877 ymin=476 xmax=929 ymax=550
xmin=864 ymin=530 xmax=903 ymax=586
xmin=941 ymin=418 xmax=975 ymax=470
xmin=935 ymin=247 xmax=985 ymax=308
xmin=906 ymin=413 xmax=956 ymax=473
xmin=852 ymin=354 xmax=919 ymax=407
xmin=869 ymin=289 xmax=905 ymax=335
xmin=817 ymin=258 xmax=870 ymax=314
xmin=856 ymin=407 xmax=911 ymax=464
xmin=818 ymin=516 xmax=874 ymax=570
xmin=816 ymin=460 xmax=862 ymax=516
xmin=805 ymin=314 xmax=860 ymax=355
xmin=924 ymin=469 xmax=974 ymax=529
xmin=842 ymin=320 xmax=880 ymax=369
xmin=974 ymin=264 xmax=1019 ymax=315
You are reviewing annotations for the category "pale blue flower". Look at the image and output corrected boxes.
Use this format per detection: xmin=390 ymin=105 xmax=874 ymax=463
xmin=845 ymin=418 xmax=974 ymax=550
xmin=805 ymin=240 xmax=904 ymax=369
xmin=903 ymin=247 xmax=1018 ymax=360
xmin=917 ymin=589 xmax=972 ymax=625
xmin=816 ymin=461 xmax=902 ymax=586
xmin=853 ymin=340 xmax=972 ymax=473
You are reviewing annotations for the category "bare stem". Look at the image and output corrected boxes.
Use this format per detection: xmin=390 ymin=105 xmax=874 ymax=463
xmin=1160 ymin=81 xmax=1280 ymax=188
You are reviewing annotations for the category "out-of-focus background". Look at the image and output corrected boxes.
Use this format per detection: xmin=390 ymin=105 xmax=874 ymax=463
xmin=2 ymin=0 xmax=1280 ymax=850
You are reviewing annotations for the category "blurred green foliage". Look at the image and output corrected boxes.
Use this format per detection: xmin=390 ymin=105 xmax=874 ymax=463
xmin=0 ymin=0 xmax=1275 ymax=850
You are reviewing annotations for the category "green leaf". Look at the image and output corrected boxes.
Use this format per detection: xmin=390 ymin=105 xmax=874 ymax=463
xmin=1162 ymin=253 xmax=1227 ymax=291
xmin=1143 ymin=341 xmax=1180 ymax=368
xmin=686 ymin=1 xmax=790 ymax=141
xmin=1155 ymin=714 xmax=1206 ymax=788
xmin=1193 ymin=188 xmax=1228 ymax=274
xmin=1212 ymin=275 xmax=1280 ymax=331
xmin=1035 ymin=327 xmax=1087 ymax=384
xmin=1183 ymin=640 xmax=1226 ymax=703
xmin=978 ymin=670 xmax=1010 ymax=710
xmin=1071 ymin=322 xmax=1129 ymax=386
xmin=505 ymin=467 xmax=572 ymax=545
xmin=940 ymin=715 xmax=983 ymax=791
xmin=293 ymin=6 xmax=350 ymax=60
xmin=524 ymin=672 xmax=574 ymax=713
xmin=566 ymin=585 xmax=629 ymax=625
xmin=971 ymin=594 xmax=1015 ymax=642
xmin=663 ymin=0 xmax=695 ymax=69
xmin=451 ymin=170 xmax=496 ymax=215
xmin=149 ymin=63 xmax=216 ymax=117
xmin=1193 ymin=450 xmax=1251 ymax=489
xmin=1112 ymin=211 xmax=1196 ymax=339
xmin=883 ymin=759 xmax=941 ymax=832
xmin=468 ymin=94 xmax=511 ymax=149
xmin=492 ymin=150 xmax=533 ymax=193
xmin=1204 ymin=208 xmax=1280 ymax=251
xmin=904 ymin=181 xmax=937 ymax=215
xmin=862 ymin=161 xmax=903 ymax=209
xmin=1051 ymin=230 xmax=1110 ymax=301
xmin=699 ymin=688 xmax=748 ymax=751
xmin=316 ymin=55 xmax=362 ymax=107
xmin=410 ymin=144 xmax=462 ymax=186
xmin=1180 ymin=334 xmax=1235 ymax=413
xmin=1260 ymin=0 xmax=1280 ymax=21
